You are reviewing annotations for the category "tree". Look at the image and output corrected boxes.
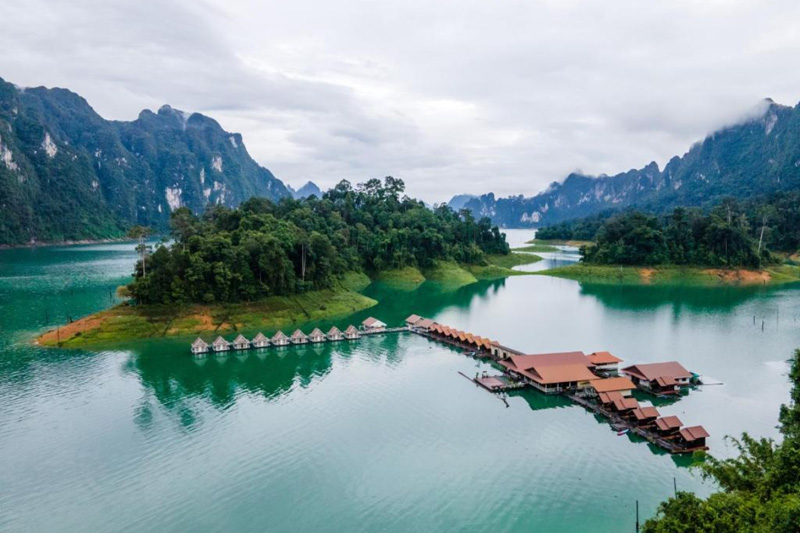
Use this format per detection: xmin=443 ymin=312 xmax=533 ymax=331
xmin=127 ymin=225 xmax=153 ymax=277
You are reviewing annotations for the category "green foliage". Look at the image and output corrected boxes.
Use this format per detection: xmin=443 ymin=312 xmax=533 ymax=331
xmin=644 ymin=350 xmax=800 ymax=532
xmin=128 ymin=177 xmax=510 ymax=304
xmin=581 ymin=201 xmax=773 ymax=268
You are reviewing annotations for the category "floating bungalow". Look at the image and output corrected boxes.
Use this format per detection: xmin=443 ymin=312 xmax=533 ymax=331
xmin=344 ymin=325 xmax=360 ymax=340
xmin=678 ymin=425 xmax=710 ymax=451
xmin=655 ymin=416 xmax=683 ymax=438
xmin=272 ymin=330 xmax=290 ymax=346
xmin=598 ymin=391 xmax=624 ymax=407
xmin=233 ymin=334 xmax=250 ymax=350
xmin=587 ymin=351 xmax=623 ymax=375
xmin=252 ymin=332 xmax=270 ymax=348
xmin=622 ymin=362 xmax=692 ymax=395
xmin=499 ymin=353 xmax=599 ymax=394
xmin=212 ymin=336 xmax=231 ymax=353
xmin=291 ymin=329 xmax=309 ymax=344
xmin=405 ymin=314 xmax=422 ymax=327
xmin=611 ymin=397 xmax=639 ymax=414
xmin=327 ymin=326 xmax=343 ymax=341
xmin=632 ymin=406 xmax=660 ymax=427
xmin=309 ymin=328 xmax=326 ymax=343
xmin=361 ymin=317 xmax=387 ymax=332
xmin=191 ymin=337 xmax=209 ymax=355
xmin=587 ymin=376 xmax=636 ymax=397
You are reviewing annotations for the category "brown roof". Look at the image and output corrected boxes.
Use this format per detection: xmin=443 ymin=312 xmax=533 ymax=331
xmin=655 ymin=416 xmax=683 ymax=431
xmin=655 ymin=376 xmax=677 ymax=387
xmin=405 ymin=314 xmax=422 ymax=324
xmin=591 ymin=377 xmax=636 ymax=393
xmin=632 ymin=406 xmax=660 ymax=421
xmin=309 ymin=328 xmax=324 ymax=337
xmin=598 ymin=391 xmax=624 ymax=404
xmin=416 ymin=318 xmax=435 ymax=329
xmin=327 ymin=326 xmax=342 ymax=336
xmin=362 ymin=317 xmax=386 ymax=327
xmin=680 ymin=426 xmax=710 ymax=441
xmin=612 ymin=398 xmax=639 ymax=411
xmin=527 ymin=364 xmax=598 ymax=385
xmin=505 ymin=352 xmax=588 ymax=371
xmin=622 ymin=362 xmax=692 ymax=382
xmin=344 ymin=325 xmax=359 ymax=334
xmin=588 ymin=351 xmax=623 ymax=365
xmin=292 ymin=329 xmax=307 ymax=339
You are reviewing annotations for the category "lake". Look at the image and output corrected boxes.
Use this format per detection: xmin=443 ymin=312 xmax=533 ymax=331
xmin=1 ymin=230 xmax=799 ymax=532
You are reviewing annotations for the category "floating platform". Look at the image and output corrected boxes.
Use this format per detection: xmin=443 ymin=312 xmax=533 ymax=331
xmin=475 ymin=375 xmax=525 ymax=392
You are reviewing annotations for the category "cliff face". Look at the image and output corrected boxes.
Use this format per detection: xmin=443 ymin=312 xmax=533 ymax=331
xmin=0 ymin=78 xmax=289 ymax=244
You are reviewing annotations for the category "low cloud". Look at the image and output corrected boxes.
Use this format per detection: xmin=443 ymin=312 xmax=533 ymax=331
xmin=3 ymin=0 xmax=800 ymax=203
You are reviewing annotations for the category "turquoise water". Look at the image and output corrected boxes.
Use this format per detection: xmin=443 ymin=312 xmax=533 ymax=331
xmin=1 ymin=231 xmax=799 ymax=532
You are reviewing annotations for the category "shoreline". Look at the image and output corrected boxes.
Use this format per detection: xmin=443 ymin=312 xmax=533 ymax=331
xmin=534 ymin=263 xmax=800 ymax=286
xmin=0 ymin=237 xmax=138 ymax=250
xmin=34 ymin=253 xmax=543 ymax=349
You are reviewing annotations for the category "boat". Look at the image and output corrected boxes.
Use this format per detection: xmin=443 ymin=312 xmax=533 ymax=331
xmin=617 ymin=429 xmax=629 ymax=436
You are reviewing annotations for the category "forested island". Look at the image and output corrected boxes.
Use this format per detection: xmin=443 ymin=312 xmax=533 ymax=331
xmin=535 ymin=197 xmax=800 ymax=286
xmin=37 ymin=178 xmax=538 ymax=347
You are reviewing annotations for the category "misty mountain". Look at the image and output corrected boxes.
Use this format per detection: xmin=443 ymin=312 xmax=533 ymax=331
xmin=0 ymin=77 xmax=289 ymax=245
xmin=461 ymin=100 xmax=800 ymax=227
xmin=288 ymin=181 xmax=323 ymax=199
xmin=447 ymin=194 xmax=477 ymax=211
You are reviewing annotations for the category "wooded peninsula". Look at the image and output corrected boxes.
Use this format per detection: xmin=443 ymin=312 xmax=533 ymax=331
xmin=37 ymin=178 xmax=540 ymax=347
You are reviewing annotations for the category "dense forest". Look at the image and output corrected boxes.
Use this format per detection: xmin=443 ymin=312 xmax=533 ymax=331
xmin=537 ymin=192 xmax=800 ymax=266
xmin=644 ymin=349 xmax=800 ymax=532
xmin=578 ymin=202 xmax=773 ymax=268
xmin=128 ymin=177 xmax=509 ymax=305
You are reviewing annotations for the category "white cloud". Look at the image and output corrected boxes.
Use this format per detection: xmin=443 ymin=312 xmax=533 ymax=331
xmin=2 ymin=0 xmax=800 ymax=203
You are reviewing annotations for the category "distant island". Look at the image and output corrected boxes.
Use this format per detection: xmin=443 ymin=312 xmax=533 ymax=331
xmin=37 ymin=178 xmax=540 ymax=347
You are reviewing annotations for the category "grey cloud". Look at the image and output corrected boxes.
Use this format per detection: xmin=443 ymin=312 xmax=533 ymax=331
xmin=3 ymin=0 xmax=800 ymax=203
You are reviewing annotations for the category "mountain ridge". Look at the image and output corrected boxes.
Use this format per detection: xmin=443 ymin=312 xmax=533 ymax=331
xmin=0 ymin=77 xmax=289 ymax=245
xmin=455 ymin=99 xmax=800 ymax=226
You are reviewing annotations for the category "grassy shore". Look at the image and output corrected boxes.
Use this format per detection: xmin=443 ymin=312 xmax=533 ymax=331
xmin=37 ymin=283 xmax=377 ymax=348
xmin=526 ymin=238 xmax=593 ymax=248
xmin=36 ymin=253 xmax=543 ymax=348
xmin=512 ymin=244 xmax=560 ymax=253
xmin=535 ymin=263 xmax=800 ymax=286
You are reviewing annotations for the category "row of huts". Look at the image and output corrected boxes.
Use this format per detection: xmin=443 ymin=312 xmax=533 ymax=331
xmin=190 ymin=316 xmax=392 ymax=354
xmin=595 ymin=390 xmax=709 ymax=451
xmin=191 ymin=325 xmax=361 ymax=354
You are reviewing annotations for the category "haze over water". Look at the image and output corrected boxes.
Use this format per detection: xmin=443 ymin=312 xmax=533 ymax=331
xmin=1 ymin=230 xmax=799 ymax=532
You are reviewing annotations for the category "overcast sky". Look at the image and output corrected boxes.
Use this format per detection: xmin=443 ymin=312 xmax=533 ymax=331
xmin=3 ymin=0 xmax=800 ymax=203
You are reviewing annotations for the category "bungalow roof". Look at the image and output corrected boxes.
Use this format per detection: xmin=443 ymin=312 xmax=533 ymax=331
xmin=416 ymin=318 xmax=435 ymax=329
xmin=327 ymin=326 xmax=342 ymax=336
xmin=192 ymin=337 xmax=208 ymax=347
xmin=362 ymin=317 xmax=387 ymax=327
xmin=505 ymin=352 xmax=588 ymax=371
xmin=655 ymin=376 xmax=678 ymax=387
xmin=612 ymin=398 xmax=639 ymax=411
xmin=655 ymin=416 xmax=683 ymax=431
xmin=680 ymin=426 xmax=710 ymax=441
xmin=591 ymin=377 xmax=636 ymax=393
xmin=587 ymin=351 xmax=623 ymax=365
xmin=253 ymin=333 xmax=268 ymax=342
xmin=272 ymin=330 xmax=288 ymax=340
xmin=598 ymin=391 xmax=624 ymax=404
xmin=623 ymin=362 xmax=692 ymax=382
xmin=212 ymin=336 xmax=229 ymax=346
xmin=345 ymin=325 xmax=359 ymax=334
xmin=291 ymin=329 xmax=307 ymax=339
xmin=632 ymin=406 xmax=660 ymax=421
xmin=526 ymin=363 xmax=598 ymax=385
xmin=310 ymin=328 xmax=324 ymax=337
xmin=233 ymin=334 xmax=249 ymax=344
xmin=405 ymin=314 xmax=422 ymax=324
